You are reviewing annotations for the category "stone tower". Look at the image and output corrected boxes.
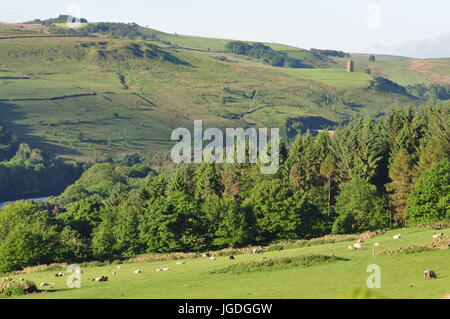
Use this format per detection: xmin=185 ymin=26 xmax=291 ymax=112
xmin=347 ymin=59 xmax=354 ymax=72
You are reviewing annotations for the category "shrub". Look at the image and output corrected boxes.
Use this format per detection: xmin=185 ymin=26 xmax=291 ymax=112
xmin=0 ymin=278 xmax=38 ymax=297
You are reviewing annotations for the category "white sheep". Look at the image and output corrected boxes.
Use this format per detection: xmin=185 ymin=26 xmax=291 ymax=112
xmin=134 ymin=269 xmax=141 ymax=274
xmin=40 ymin=282 xmax=54 ymax=287
xmin=210 ymin=256 xmax=217 ymax=261
xmin=117 ymin=266 xmax=123 ymax=270
xmin=176 ymin=261 xmax=186 ymax=265
xmin=432 ymin=233 xmax=444 ymax=239
xmin=393 ymin=234 xmax=401 ymax=239
xmin=347 ymin=245 xmax=354 ymax=251
xmin=353 ymin=243 xmax=362 ymax=249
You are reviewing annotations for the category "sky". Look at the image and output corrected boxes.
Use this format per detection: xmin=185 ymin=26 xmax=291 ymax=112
xmin=1 ymin=0 xmax=449 ymax=58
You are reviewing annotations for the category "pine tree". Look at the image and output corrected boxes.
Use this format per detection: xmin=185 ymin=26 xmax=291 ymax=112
xmin=386 ymin=148 xmax=415 ymax=226
xmin=320 ymin=154 xmax=337 ymax=207
xmin=194 ymin=163 xmax=221 ymax=200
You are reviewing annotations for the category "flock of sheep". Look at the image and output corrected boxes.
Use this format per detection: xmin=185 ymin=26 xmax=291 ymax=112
xmin=346 ymin=232 xmax=445 ymax=280
xmin=40 ymin=252 xmax=242 ymax=285
xmin=24 ymin=233 xmax=447 ymax=289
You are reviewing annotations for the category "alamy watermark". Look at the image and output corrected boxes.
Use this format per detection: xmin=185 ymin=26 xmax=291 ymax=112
xmin=171 ymin=120 xmax=280 ymax=174
xmin=66 ymin=4 xmax=83 ymax=29
xmin=366 ymin=264 xmax=381 ymax=288
xmin=66 ymin=264 xmax=82 ymax=288
xmin=366 ymin=4 xmax=382 ymax=29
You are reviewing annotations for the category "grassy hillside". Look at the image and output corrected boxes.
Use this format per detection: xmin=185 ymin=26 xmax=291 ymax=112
xmin=6 ymin=227 xmax=450 ymax=299
xmin=333 ymin=56 xmax=450 ymax=86
xmin=0 ymin=21 xmax=448 ymax=161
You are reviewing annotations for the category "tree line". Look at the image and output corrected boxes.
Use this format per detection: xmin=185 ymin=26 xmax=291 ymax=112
xmin=225 ymin=41 xmax=310 ymax=68
xmin=0 ymin=103 xmax=448 ymax=272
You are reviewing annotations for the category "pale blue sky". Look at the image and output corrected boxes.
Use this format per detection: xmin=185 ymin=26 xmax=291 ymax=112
xmin=2 ymin=0 xmax=450 ymax=57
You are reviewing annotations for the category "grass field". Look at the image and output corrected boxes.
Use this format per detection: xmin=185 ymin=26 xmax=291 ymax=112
xmin=280 ymin=68 xmax=373 ymax=89
xmin=5 ymin=227 xmax=449 ymax=299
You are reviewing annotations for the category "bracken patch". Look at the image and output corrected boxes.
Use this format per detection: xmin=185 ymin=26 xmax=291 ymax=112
xmin=211 ymin=254 xmax=347 ymax=274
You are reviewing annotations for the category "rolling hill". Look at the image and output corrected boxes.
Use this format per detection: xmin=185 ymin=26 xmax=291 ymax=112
xmin=0 ymin=19 xmax=448 ymax=161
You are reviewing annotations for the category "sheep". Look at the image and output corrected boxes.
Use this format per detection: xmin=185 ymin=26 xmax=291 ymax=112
xmin=75 ymin=269 xmax=83 ymax=274
xmin=432 ymin=233 xmax=444 ymax=239
xmin=393 ymin=234 xmax=401 ymax=239
xmin=357 ymin=239 xmax=364 ymax=243
xmin=54 ymin=272 xmax=64 ymax=277
xmin=252 ymin=246 xmax=264 ymax=254
xmin=112 ymin=272 xmax=117 ymax=275
xmin=156 ymin=268 xmax=170 ymax=272
xmin=347 ymin=245 xmax=354 ymax=251
xmin=19 ymin=277 xmax=25 ymax=281
xmin=40 ymin=282 xmax=54 ymax=287
xmin=210 ymin=256 xmax=217 ymax=261
xmin=93 ymin=276 xmax=108 ymax=282
xmin=424 ymin=270 xmax=437 ymax=280
xmin=117 ymin=266 xmax=123 ymax=270
xmin=353 ymin=243 xmax=362 ymax=249
xmin=176 ymin=261 xmax=186 ymax=265
xmin=134 ymin=269 xmax=141 ymax=274
xmin=229 ymin=256 xmax=235 ymax=260
xmin=373 ymin=243 xmax=380 ymax=247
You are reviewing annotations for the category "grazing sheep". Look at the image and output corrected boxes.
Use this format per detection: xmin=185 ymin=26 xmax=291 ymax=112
xmin=432 ymin=233 xmax=444 ymax=239
xmin=176 ymin=261 xmax=186 ymax=265
xmin=393 ymin=234 xmax=401 ymax=239
xmin=229 ymin=256 xmax=235 ymax=260
xmin=252 ymin=246 xmax=264 ymax=254
xmin=117 ymin=266 xmax=123 ymax=270
xmin=93 ymin=276 xmax=108 ymax=282
xmin=347 ymin=245 xmax=354 ymax=251
xmin=353 ymin=243 xmax=362 ymax=249
xmin=134 ymin=269 xmax=141 ymax=274
xmin=156 ymin=268 xmax=170 ymax=272
xmin=424 ymin=270 xmax=437 ymax=280
xmin=19 ymin=277 xmax=25 ymax=281
xmin=210 ymin=256 xmax=217 ymax=261
xmin=357 ymin=239 xmax=364 ymax=243
xmin=75 ymin=269 xmax=83 ymax=274
xmin=112 ymin=272 xmax=117 ymax=275
xmin=373 ymin=243 xmax=380 ymax=247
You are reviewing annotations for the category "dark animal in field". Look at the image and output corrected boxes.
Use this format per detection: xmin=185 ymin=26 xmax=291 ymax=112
xmin=93 ymin=276 xmax=108 ymax=282
xmin=229 ymin=256 xmax=235 ymax=260
xmin=54 ymin=272 xmax=64 ymax=277
xmin=424 ymin=270 xmax=437 ymax=280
